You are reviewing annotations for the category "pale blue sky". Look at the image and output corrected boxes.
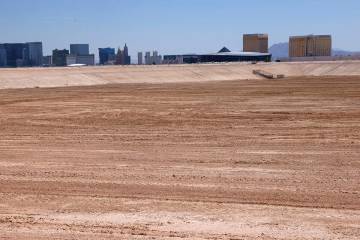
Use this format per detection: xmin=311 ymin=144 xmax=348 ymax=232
xmin=1 ymin=0 xmax=359 ymax=57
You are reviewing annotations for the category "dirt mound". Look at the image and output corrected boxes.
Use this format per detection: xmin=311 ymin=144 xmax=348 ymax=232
xmin=0 ymin=61 xmax=360 ymax=89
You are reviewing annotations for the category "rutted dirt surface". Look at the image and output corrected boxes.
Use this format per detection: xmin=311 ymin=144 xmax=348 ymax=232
xmin=0 ymin=76 xmax=359 ymax=239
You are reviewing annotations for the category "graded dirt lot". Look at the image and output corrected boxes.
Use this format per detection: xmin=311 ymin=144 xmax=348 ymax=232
xmin=0 ymin=76 xmax=359 ymax=239
xmin=1 ymin=61 xmax=360 ymax=89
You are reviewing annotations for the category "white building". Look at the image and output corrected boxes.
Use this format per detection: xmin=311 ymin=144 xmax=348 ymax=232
xmin=66 ymin=54 xmax=95 ymax=66
xmin=76 ymin=54 xmax=95 ymax=65
xmin=66 ymin=55 xmax=77 ymax=66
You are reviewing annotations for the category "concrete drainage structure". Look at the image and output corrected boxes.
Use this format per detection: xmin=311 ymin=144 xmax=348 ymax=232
xmin=253 ymin=69 xmax=285 ymax=79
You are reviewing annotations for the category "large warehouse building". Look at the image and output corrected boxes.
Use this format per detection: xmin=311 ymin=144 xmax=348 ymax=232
xmin=243 ymin=34 xmax=269 ymax=53
xmin=163 ymin=47 xmax=271 ymax=64
xmin=289 ymin=35 xmax=332 ymax=57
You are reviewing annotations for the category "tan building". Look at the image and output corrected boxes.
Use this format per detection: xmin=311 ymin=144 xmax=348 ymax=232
xmin=243 ymin=34 xmax=269 ymax=53
xmin=289 ymin=35 xmax=332 ymax=57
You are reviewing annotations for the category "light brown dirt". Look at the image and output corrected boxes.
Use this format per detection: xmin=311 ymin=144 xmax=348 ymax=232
xmin=0 ymin=76 xmax=359 ymax=239
xmin=1 ymin=61 xmax=360 ymax=89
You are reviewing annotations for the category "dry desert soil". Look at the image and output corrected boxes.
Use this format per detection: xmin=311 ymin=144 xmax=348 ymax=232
xmin=0 ymin=76 xmax=359 ymax=239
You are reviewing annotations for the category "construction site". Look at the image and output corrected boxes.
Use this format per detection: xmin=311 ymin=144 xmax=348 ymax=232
xmin=0 ymin=61 xmax=360 ymax=239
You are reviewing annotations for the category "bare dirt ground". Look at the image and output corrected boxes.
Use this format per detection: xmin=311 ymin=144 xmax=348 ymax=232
xmin=1 ymin=61 xmax=360 ymax=89
xmin=0 ymin=76 xmax=359 ymax=239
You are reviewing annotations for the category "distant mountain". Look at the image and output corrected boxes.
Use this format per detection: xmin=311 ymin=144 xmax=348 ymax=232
xmin=269 ymin=42 xmax=360 ymax=59
xmin=332 ymin=49 xmax=360 ymax=57
xmin=269 ymin=42 xmax=288 ymax=59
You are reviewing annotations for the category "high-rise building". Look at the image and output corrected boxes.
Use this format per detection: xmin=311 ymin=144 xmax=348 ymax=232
xmin=52 ymin=49 xmax=69 ymax=66
xmin=153 ymin=51 xmax=162 ymax=65
xmin=68 ymin=44 xmax=95 ymax=66
xmin=243 ymin=34 xmax=269 ymax=53
xmin=123 ymin=44 xmax=129 ymax=59
xmin=138 ymin=52 xmax=143 ymax=65
xmin=289 ymin=35 xmax=332 ymax=57
xmin=0 ymin=44 xmax=7 ymax=67
xmin=115 ymin=48 xmax=123 ymax=65
xmin=145 ymin=52 xmax=151 ymax=65
xmin=115 ymin=44 xmax=131 ymax=65
xmin=42 ymin=55 xmax=52 ymax=66
xmin=26 ymin=42 xmax=43 ymax=66
xmin=99 ymin=48 xmax=116 ymax=65
xmin=70 ymin=44 xmax=90 ymax=55
xmin=1 ymin=43 xmax=26 ymax=67
xmin=0 ymin=42 xmax=43 ymax=67
xmin=123 ymin=44 xmax=130 ymax=65
xmin=144 ymin=51 xmax=162 ymax=65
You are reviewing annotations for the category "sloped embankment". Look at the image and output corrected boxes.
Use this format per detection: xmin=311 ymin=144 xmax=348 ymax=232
xmin=0 ymin=61 xmax=360 ymax=89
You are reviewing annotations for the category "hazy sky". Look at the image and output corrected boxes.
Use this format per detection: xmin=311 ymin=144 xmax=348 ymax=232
xmin=1 ymin=0 xmax=359 ymax=57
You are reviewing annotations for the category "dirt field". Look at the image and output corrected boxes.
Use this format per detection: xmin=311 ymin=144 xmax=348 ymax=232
xmin=0 ymin=76 xmax=359 ymax=239
xmin=1 ymin=61 xmax=360 ymax=89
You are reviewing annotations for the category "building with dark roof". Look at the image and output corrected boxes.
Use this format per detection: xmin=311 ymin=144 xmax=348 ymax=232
xmin=218 ymin=47 xmax=231 ymax=53
xmin=163 ymin=47 xmax=271 ymax=64
xmin=70 ymin=44 xmax=89 ymax=55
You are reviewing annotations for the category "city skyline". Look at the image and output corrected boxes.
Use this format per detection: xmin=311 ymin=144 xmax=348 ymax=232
xmin=1 ymin=0 xmax=360 ymax=58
